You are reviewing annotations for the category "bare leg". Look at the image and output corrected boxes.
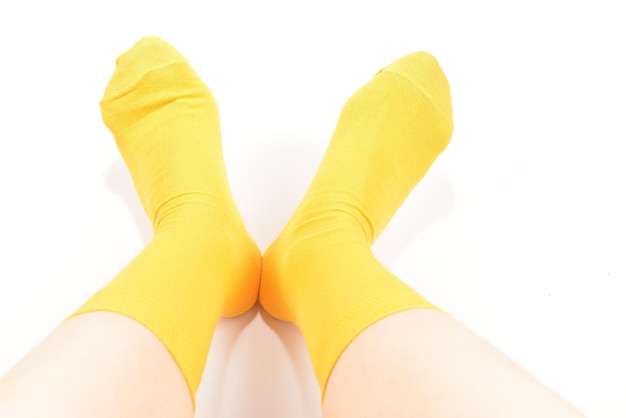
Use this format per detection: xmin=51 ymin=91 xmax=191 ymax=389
xmin=323 ymin=309 xmax=585 ymax=418
xmin=0 ymin=313 xmax=193 ymax=418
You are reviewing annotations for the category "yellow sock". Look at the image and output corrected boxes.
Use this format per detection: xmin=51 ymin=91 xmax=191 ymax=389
xmin=260 ymin=51 xmax=454 ymax=399
xmin=69 ymin=37 xmax=260 ymax=405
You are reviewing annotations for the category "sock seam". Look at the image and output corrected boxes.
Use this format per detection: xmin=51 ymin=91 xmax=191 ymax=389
xmin=382 ymin=68 xmax=454 ymax=128
xmin=102 ymin=59 xmax=191 ymax=100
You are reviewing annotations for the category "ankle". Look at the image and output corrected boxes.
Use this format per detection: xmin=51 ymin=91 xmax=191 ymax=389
xmin=149 ymin=192 xmax=236 ymax=230
xmin=289 ymin=191 xmax=377 ymax=243
xmin=263 ymin=204 xmax=373 ymax=286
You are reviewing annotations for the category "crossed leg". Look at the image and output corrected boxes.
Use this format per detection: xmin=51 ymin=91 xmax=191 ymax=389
xmin=0 ymin=37 xmax=260 ymax=418
xmin=261 ymin=50 xmax=586 ymax=418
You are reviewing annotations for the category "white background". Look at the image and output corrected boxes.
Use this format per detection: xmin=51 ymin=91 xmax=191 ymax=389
xmin=0 ymin=1 xmax=624 ymax=417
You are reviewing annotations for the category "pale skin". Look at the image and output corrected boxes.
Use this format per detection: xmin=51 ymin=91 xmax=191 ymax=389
xmin=324 ymin=309 xmax=586 ymax=418
xmin=0 ymin=312 xmax=194 ymax=418
xmin=0 ymin=307 xmax=585 ymax=418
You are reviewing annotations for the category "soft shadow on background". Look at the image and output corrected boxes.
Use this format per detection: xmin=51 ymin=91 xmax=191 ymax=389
xmin=104 ymin=160 xmax=152 ymax=244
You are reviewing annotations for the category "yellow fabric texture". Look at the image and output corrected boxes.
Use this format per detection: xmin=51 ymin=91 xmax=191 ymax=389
xmin=260 ymin=51 xmax=454 ymax=398
xmin=68 ymin=37 xmax=261 ymax=405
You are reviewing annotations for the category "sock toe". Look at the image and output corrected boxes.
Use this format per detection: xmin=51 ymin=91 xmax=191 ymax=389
xmin=379 ymin=51 xmax=453 ymax=126
xmin=103 ymin=36 xmax=189 ymax=98
xmin=100 ymin=36 xmax=210 ymax=139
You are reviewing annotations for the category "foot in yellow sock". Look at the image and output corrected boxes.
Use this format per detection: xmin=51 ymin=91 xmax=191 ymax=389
xmin=261 ymin=51 xmax=454 ymax=399
xmin=69 ymin=37 xmax=260 ymax=404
